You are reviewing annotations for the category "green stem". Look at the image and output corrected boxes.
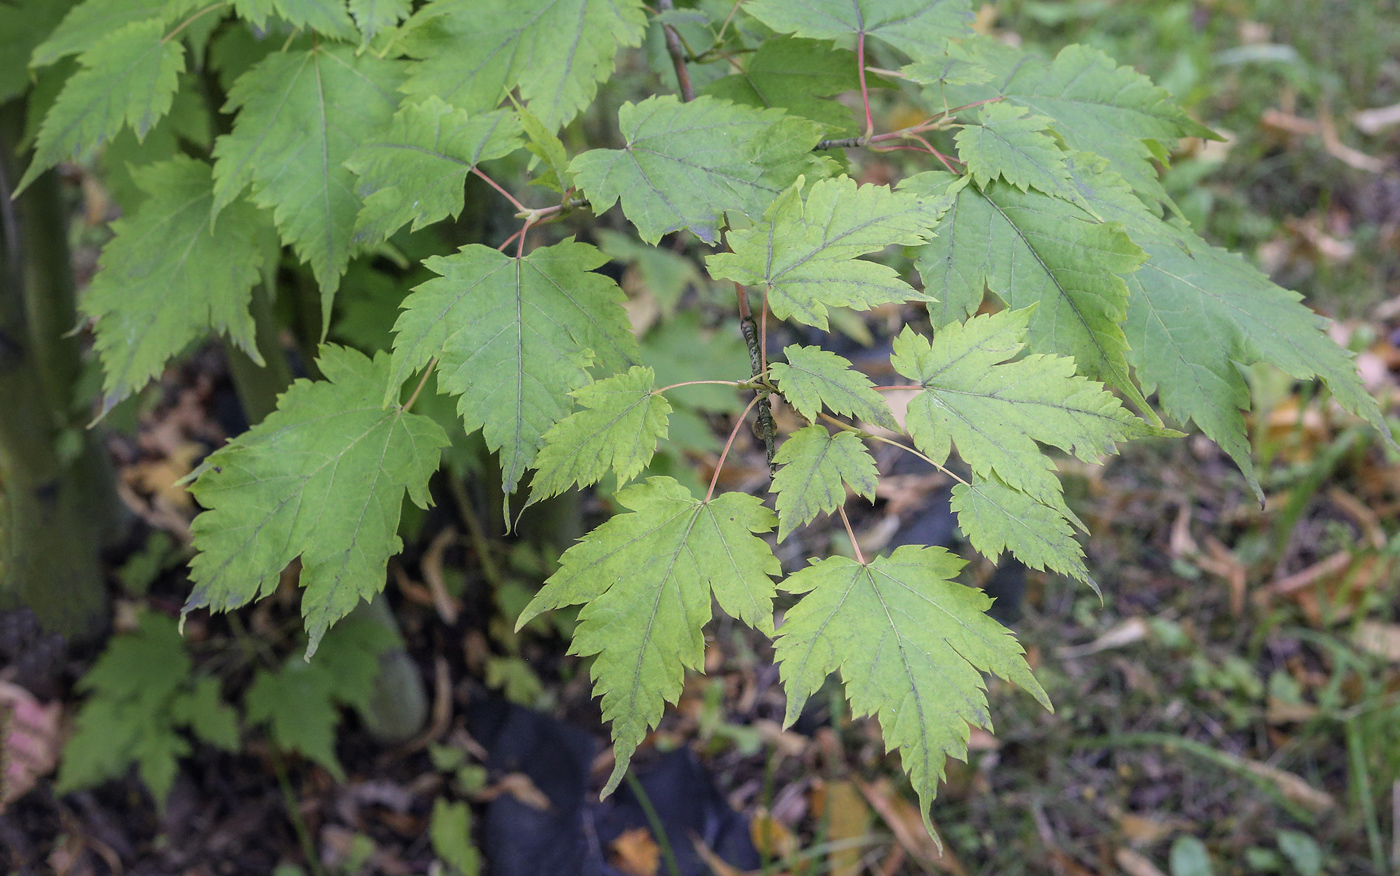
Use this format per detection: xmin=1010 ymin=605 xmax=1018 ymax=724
xmin=270 ymin=743 xmax=328 ymax=876
xmin=0 ymin=99 xmax=120 ymax=641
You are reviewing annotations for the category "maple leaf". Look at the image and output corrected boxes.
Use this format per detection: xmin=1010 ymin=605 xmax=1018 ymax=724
xmin=28 ymin=0 xmax=191 ymax=68
xmin=187 ymin=346 xmax=449 ymax=656
xmin=515 ymin=98 xmax=573 ymax=192
xmin=231 ymin=0 xmax=357 ymax=39
xmin=244 ymin=659 xmax=345 ymax=778
xmin=890 ymin=309 xmax=1162 ymax=518
xmin=955 ymin=102 xmax=1076 ymax=197
xmin=707 ymin=175 xmax=949 ymax=328
xmin=744 ymin=0 xmax=974 ymax=59
xmin=386 ymin=240 xmax=638 ymax=497
xmin=348 ymin=0 xmax=411 ymax=42
xmin=774 ymin=545 xmax=1049 ymax=832
xmin=770 ymin=344 xmax=899 ymax=431
xmin=702 ymin=36 xmax=862 ymax=134
xmin=949 ymin=475 xmax=1092 ymax=586
xmin=570 ymin=95 xmax=829 ymax=245
xmin=81 ymin=156 xmax=275 ymax=408
xmin=528 ymin=366 xmax=672 ymax=506
xmin=345 ymin=97 xmax=523 ymax=245
xmin=211 ymin=45 xmax=405 ymax=320
xmin=18 ymin=19 xmax=185 ymax=192
xmin=771 ymin=426 xmax=878 ymax=541
xmin=908 ymin=171 xmax=1152 ymax=412
xmin=1061 ymin=154 xmax=1397 ymax=495
xmin=941 ymin=44 xmax=1216 ymax=206
xmin=399 ymin=0 xmax=646 ymax=131
xmin=517 ymin=477 xmax=780 ymax=793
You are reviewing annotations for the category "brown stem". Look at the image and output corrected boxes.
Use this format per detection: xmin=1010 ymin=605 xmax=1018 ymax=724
xmin=705 ymin=394 xmax=761 ymax=502
xmin=657 ymin=0 xmax=695 ymax=101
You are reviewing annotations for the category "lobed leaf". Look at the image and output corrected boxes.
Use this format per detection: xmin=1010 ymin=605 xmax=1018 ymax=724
xmin=770 ymin=344 xmax=899 ymax=431
xmin=29 ymin=0 xmax=193 ymax=68
xmin=707 ymin=175 xmax=949 ymax=329
xmin=908 ymin=170 xmax=1151 ymax=412
xmin=211 ymin=46 xmax=405 ymax=320
xmin=400 ymin=0 xmax=646 ymax=132
xmin=950 ymin=475 xmax=1092 ymax=587
xmin=518 ymin=477 xmax=781 ymax=794
xmin=701 ymin=36 xmax=862 ymax=135
xmin=82 ymin=156 xmax=275 ymax=409
xmin=570 ymin=95 xmax=829 ymax=245
xmin=349 ymin=0 xmax=411 ymax=42
xmin=1065 ymin=153 xmax=1395 ymax=496
xmin=187 ymin=346 xmax=449 ymax=656
xmin=771 ymin=426 xmax=878 ymax=541
xmin=244 ymin=659 xmax=344 ymax=778
xmin=940 ymin=44 xmax=1216 ymax=207
xmin=18 ymin=19 xmax=185 ymax=192
xmin=955 ymin=102 xmax=1077 ymax=200
xmin=744 ymin=0 xmax=974 ymax=59
xmin=528 ymin=366 xmax=672 ymax=506
xmin=774 ymin=545 xmax=1049 ymax=833
xmin=890 ymin=308 xmax=1162 ymax=518
xmin=345 ymin=97 xmax=523 ymax=245
xmin=231 ymin=0 xmax=357 ymax=39
xmin=386 ymin=240 xmax=638 ymax=497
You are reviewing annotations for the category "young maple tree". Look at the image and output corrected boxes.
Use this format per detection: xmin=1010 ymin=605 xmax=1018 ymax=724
xmin=11 ymin=0 xmax=1394 ymax=836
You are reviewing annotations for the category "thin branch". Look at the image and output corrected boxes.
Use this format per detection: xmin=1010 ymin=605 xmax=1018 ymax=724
xmin=817 ymin=413 xmax=969 ymax=487
xmin=163 ymin=1 xmax=228 ymax=43
xmin=706 ymin=394 xmax=762 ymax=503
xmin=656 ymin=0 xmax=695 ymax=102
xmin=653 ymin=379 xmax=747 ymax=394
xmin=815 ymin=136 xmax=868 ymax=150
xmin=403 ymin=358 xmax=437 ymax=412
xmin=838 ymin=506 xmax=866 ymax=565
xmin=471 ymin=166 xmax=528 ymax=214
xmin=857 ymin=31 xmax=874 ymax=139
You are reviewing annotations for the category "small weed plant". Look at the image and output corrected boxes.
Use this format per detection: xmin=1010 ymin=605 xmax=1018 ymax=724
xmin=8 ymin=0 xmax=1395 ymax=839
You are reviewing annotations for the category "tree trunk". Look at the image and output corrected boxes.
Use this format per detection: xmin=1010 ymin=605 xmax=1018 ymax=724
xmin=0 ymin=100 xmax=122 ymax=641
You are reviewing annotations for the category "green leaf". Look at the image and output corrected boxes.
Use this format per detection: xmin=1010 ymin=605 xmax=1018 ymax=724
xmin=770 ymin=344 xmax=899 ymax=431
xmin=431 ymin=799 xmax=481 ymax=876
xmin=82 ymin=156 xmax=273 ymax=409
xmin=517 ymin=477 xmax=780 ymax=793
xmin=0 ymin=0 xmax=68 ymax=102
xmin=529 ymin=366 xmax=671 ymax=506
xmin=313 ymin=615 xmax=399 ymax=713
xmin=18 ymin=19 xmax=185 ymax=192
xmin=890 ymin=309 xmax=1161 ymax=518
xmin=400 ymin=0 xmax=646 ymax=131
xmin=941 ymin=44 xmax=1216 ymax=206
xmin=170 ymin=676 xmax=241 ymax=751
xmin=29 ymin=0 xmax=191 ymax=68
xmin=346 ymin=97 xmax=523 ymax=246
xmin=774 ymin=545 xmax=1049 ymax=832
xmin=908 ymin=171 xmax=1151 ymax=411
xmin=514 ymin=98 xmax=572 ymax=192
xmin=187 ymin=346 xmax=449 ymax=656
xmin=570 ymin=95 xmax=828 ymax=245
xmin=1063 ymin=154 xmax=1396 ymax=494
xmin=771 ymin=426 xmax=878 ymax=541
xmin=955 ymin=102 xmax=1074 ymax=198
xmin=707 ymin=175 xmax=948 ymax=329
xmin=387 ymin=240 xmax=637 ymax=497
xmin=231 ymin=0 xmax=358 ymax=39
xmin=744 ymin=0 xmax=974 ymax=58
xmin=701 ymin=36 xmax=861 ymax=135
xmin=211 ymin=46 xmax=405 ymax=321
xmin=949 ymin=475 xmax=1092 ymax=586
xmin=349 ymin=0 xmax=411 ymax=42
xmin=56 ymin=613 xmax=196 ymax=804
xmin=245 ymin=659 xmax=345 ymax=779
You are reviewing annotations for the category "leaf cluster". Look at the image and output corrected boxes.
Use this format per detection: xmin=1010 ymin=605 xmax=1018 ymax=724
xmin=16 ymin=0 xmax=1392 ymax=839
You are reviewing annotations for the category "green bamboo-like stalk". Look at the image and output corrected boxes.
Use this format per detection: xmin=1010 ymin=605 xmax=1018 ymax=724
xmin=0 ymin=100 xmax=123 ymax=641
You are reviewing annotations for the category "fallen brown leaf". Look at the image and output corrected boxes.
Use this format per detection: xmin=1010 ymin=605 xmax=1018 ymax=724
xmin=610 ymin=827 xmax=660 ymax=876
